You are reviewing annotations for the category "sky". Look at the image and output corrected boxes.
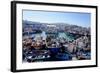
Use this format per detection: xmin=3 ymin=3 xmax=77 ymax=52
xmin=23 ymin=10 xmax=91 ymax=27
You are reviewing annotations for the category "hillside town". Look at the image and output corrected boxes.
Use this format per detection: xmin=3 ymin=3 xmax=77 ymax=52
xmin=22 ymin=20 xmax=91 ymax=62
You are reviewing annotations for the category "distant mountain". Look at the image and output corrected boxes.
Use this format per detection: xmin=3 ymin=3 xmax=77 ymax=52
xmin=23 ymin=20 xmax=43 ymax=25
xmin=23 ymin=20 xmax=90 ymax=35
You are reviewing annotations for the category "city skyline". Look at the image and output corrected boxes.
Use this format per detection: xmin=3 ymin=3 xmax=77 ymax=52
xmin=23 ymin=10 xmax=91 ymax=27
